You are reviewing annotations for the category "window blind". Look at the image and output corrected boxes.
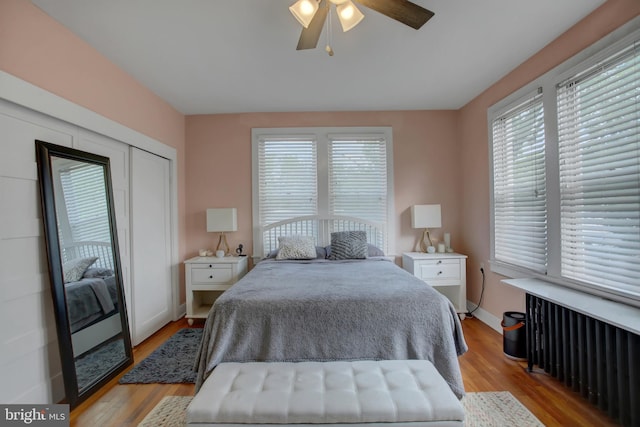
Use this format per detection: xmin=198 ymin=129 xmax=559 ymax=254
xmin=557 ymin=40 xmax=640 ymax=293
xmin=59 ymin=162 xmax=110 ymax=245
xmin=253 ymin=128 xmax=393 ymax=254
xmin=257 ymin=138 xmax=318 ymax=226
xmin=492 ymin=89 xmax=548 ymax=273
xmin=328 ymin=137 xmax=388 ymax=223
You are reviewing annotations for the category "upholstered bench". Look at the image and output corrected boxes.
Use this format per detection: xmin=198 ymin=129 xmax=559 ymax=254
xmin=186 ymin=360 xmax=465 ymax=426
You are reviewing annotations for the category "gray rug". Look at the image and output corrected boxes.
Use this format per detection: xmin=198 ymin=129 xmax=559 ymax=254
xmin=139 ymin=392 xmax=545 ymax=426
xmin=76 ymin=338 xmax=126 ymax=390
xmin=119 ymin=328 xmax=203 ymax=384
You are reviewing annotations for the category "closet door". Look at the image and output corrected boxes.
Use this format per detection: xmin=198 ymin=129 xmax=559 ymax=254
xmin=130 ymin=147 xmax=172 ymax=345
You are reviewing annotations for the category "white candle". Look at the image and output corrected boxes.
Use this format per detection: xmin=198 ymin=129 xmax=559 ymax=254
xmin=444 ymin=233 xmax=451 ymax=248
xmin=437 ymin=243 xmax=445 ymax=253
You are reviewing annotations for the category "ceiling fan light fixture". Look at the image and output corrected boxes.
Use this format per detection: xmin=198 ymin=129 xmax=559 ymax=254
xmin=336 ymin=0 xmax=364 ymax=32
xmin=289 ymin=0 xmax=319 ymax=28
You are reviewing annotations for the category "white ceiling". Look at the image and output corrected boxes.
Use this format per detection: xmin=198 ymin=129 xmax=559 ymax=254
xmin=31 ymin=0 xmax=606 ymax=115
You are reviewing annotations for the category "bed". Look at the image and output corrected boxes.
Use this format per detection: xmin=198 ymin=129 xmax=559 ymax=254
xmin=194 ymin=216 xmax=468 ymax=399
xmin=65 ymin=272 xmax=118 ymax=333
xmin=61 ymin=241 xmax=122 ymax=356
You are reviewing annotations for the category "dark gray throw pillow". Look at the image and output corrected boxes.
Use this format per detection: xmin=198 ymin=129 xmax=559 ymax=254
xmin=328 ymin=231 xmax=368 ymax=260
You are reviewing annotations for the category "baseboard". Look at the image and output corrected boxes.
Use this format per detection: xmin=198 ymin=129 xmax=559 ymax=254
xmin=175 ymin=303 xmax=186 ymax=321
xmin=465 ymin=301 xmax=502 ymax=334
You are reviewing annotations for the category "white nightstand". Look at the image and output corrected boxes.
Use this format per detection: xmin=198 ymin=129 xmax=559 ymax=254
xmin=184 ymin=256 xmax=248 ymax=325
xmin=402 ymin=252 xmax=467 ymax=315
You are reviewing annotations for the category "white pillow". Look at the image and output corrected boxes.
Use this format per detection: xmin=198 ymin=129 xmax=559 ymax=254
xmin=276 ymin=236 xmax=317 ymax=260
xmin=63 ymin=256 xmax=98 ymax=283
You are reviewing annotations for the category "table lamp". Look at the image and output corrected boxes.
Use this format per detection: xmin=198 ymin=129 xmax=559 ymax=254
xmin=206 ymin=208 xmax=237 ymax=256
xmin=411 ymin=204 xmax=441 ymax=253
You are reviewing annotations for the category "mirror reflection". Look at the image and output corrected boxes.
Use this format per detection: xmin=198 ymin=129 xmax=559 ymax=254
xmin=51 ymin=156 xmax=126 ymax=391
xmin=36 ymin=141 xmax=132 ymax=408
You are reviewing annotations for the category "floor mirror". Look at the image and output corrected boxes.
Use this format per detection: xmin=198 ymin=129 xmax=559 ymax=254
xmin=36 ymin=140 xmax=133 ymax=409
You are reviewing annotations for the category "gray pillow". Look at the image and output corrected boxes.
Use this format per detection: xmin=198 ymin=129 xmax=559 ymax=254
xmin=328 ymin=231 xmax=368 ymax=260
xmin=63 ymin=257 xmax=98 ymax=283
xmin=365 ymin=244 xmax=385 ymax=257
xmin=83 ymin=267 xmax=115 ymax=278
xmin=325 ymin=243 xmax=384 ymax=258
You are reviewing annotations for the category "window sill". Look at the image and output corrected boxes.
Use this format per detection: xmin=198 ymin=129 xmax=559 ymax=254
xmin=503 ymin=277 xmax=640 ymax=335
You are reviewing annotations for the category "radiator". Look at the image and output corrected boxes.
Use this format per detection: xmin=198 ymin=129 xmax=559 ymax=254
xmin=525 ymin=294 xmax=640 ymax=426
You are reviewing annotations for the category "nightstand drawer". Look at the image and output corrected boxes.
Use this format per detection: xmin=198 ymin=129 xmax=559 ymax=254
xmin=192 ymin=266 xmax=233 ymax=284
xmin=419 ymin=260 xmax=460 ymax=280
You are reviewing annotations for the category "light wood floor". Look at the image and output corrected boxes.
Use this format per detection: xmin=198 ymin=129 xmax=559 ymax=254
xmin=70 ymin=317 xmax=618 ymax=426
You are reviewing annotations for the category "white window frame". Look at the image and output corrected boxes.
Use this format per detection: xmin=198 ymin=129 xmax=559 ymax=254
xmin=251 ymin=127 xmax=395 ymax=256
xmin=488 ymin=17 xmax=640 ymax=307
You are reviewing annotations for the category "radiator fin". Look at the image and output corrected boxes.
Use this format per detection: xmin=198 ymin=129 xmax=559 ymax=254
xmin=526 ymin=294 xmax=640 ymax=427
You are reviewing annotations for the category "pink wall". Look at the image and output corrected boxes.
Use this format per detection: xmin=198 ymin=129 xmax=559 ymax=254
xmin=0 ymin=0 xmax=188 ymax=299
xmin=185 ymin=111 xmax=462 ymax=261
xmin=458 ymin=0 xmax=640 ymax=320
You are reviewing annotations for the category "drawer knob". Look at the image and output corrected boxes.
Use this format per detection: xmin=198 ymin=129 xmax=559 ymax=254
xmin=209 ymin=275 xmax=213 ymax=279
xmin=209 ymin=264 xmax=213 ymax=268
xmin=437 ymin=260 xmax=442 ymax=264
xmin=438 ymin=271 xmax=443 ymax=275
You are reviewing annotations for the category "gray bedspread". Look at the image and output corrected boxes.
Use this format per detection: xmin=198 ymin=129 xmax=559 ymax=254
xmin=65 ymin=276 xmax=117 ymax=332
xmin=194 ymin=258 xmax=468 ymax=398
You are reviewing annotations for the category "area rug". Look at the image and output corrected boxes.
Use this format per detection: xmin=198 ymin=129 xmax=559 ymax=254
xmin=138 ymin=392 xmax=544 ymax=426
xmin=462 ymin=392 xmax=544 ymax=426
xmin=75 ymin=338 xmax=126 ymax=390
xmin=119 ymin=328 xmax=203 ymax=384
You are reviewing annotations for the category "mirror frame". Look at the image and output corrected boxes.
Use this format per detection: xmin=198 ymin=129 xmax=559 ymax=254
xmin=36 ymin=140 xmax=133 ymax=409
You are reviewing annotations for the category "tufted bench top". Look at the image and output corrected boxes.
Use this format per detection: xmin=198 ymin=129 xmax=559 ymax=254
xmin=187 ymin=360 xmax=464 ymax=426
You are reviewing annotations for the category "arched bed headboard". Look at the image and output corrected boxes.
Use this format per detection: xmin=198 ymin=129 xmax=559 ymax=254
xmin=255 ymin=215 xmax=387 ymax=259
xmin=61 ymin=241 xmax=114 ymax=270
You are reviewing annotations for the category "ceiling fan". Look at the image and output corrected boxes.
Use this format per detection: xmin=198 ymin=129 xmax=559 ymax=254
xmin=289 ymin=0 xmax=434 ymax=54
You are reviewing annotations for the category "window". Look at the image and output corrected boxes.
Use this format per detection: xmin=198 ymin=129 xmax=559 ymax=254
xmin=557 ymin=42 xmax=640 ymax=295
xmin=489 ymin=26 xmax=640 ymax=303
xmin=55 ymin=161 xmax=111 ymax=244
xmin=491 ymin=89 xmax=547 ymax=273
xmin=256 ymin=137 xmax=318 ymax=225
xmin=252 ymin=127 xmax=394 ymax=254
xmin=53 ymin=159 xmax=113 ymax=264
xmin=328 ymin=136 xmax=388 ymax=223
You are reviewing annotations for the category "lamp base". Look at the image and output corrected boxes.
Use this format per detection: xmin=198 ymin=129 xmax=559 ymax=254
xmin=419 ymin=229 xmax=434 ymax=253
xmin=216 ymin=232 xmax=231 ymax=256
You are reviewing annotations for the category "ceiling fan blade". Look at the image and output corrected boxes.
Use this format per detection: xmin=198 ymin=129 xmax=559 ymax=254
xmin=296 ymin=0 xmax=329 ymax=50
xmin=356 ymin=0 xmax=434 ymax=30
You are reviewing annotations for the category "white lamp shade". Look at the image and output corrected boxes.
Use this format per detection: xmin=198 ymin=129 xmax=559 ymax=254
xmin=289 ymin=0 xmax=319 ymax=28
xmin=206 ymin=208 xmax=238 ymax=232
xmin=336 ymin=0 xmax=364 ymax=32
xmin=411 ymin=205 xmax=442 ymax=229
